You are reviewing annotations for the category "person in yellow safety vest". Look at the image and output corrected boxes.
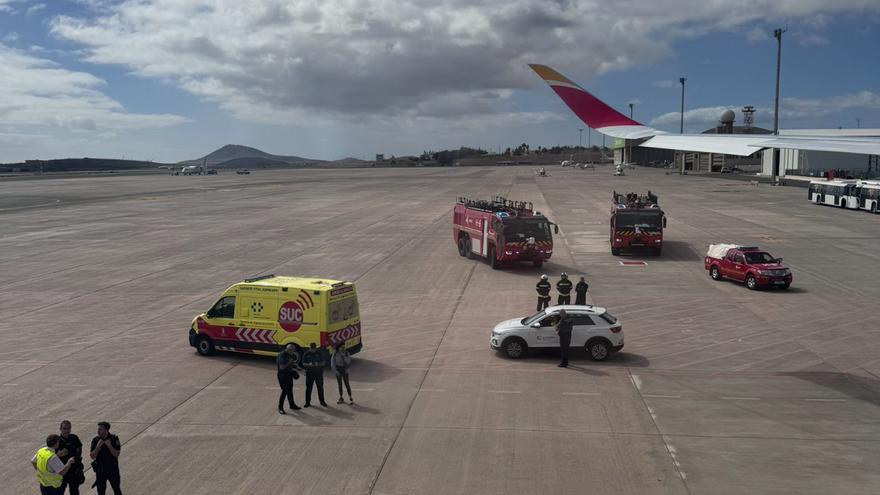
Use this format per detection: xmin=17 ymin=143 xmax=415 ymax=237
xmin=31 ymin=434 xmax=76 ymax=495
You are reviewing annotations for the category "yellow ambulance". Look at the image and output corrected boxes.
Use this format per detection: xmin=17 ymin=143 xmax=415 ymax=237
xmin=188 ymin=275 xmax=362 ymax=363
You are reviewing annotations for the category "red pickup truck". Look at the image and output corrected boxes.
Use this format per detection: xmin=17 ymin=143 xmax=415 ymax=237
xmin=704 ymin=244 xmax=792 ymax=290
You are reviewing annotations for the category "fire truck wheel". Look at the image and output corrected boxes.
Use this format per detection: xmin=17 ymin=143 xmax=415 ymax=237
xmin=503 ymin=338 xmax=527 ymax=359
xmin=746 ymin=275 xmax=758 ymax=290
xmin=489 ymin=246 xmax=500 ymax=270
xmin=710 ymin=266 xmax=721 ymax=280
xmin=195 ymin=336 xmax=215 ymax=356
xmin=586 ymin=339 xmax=610 ymax=361
xmin=465 ymin=238 xmax=475 ymax=260
xmin=532 ymin=259 xmax=543 ymax=268
xmin=457 ymin=237 xmax=467 ymax=257
xmin=611 ymin=248 xmax=621 ymax=256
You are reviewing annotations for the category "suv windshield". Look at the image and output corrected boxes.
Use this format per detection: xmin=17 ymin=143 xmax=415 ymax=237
xmin=744 ymin=252 xmax=776 ymax=264
xmin=616 ymin=211 xmax=662 ymax=230
xmin=522 ymin=310 xmax=548 ymax=326
xmin=503 ymin=218 xmax=551 ymax=241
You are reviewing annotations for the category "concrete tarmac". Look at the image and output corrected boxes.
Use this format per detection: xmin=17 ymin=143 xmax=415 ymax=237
xmin=1 ymin=166 xmax=879 ymax=494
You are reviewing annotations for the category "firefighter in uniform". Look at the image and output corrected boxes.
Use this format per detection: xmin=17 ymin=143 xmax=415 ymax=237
xmin=536 ymin=275 xmax=552 ymax=311
xmin=556 ymin=272 xmax=573 ymax=305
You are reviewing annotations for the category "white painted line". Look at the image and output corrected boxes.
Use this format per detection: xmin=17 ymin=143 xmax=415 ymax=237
xmin=488 ymin=390 xmax=521 ymax=394
xmin=207 ymin=386 xmax=231 ymax=390
xmin=417 ymin=388 xmax=447 ymax=393
xmin=642 ymin=394 xmax=681 ymax=399
xmin=804 ymin=398 xmax=847 ymax=402
xmin=350 ymin=388 xmax=374 ymax=392
xmin=1 ymin=383 xmax=19 ymax=386
xmin=721 ymin=396 xmax=760 ymax=401
xmin=123 ymin=385 xmax=157 ymax=389
xmin=65 ymin=384 xmax=87 ymax=387
xmin=630 ymin=374 xmax=642 ymax=390
xmin=562 ymin=392 xmax=601 ymax=396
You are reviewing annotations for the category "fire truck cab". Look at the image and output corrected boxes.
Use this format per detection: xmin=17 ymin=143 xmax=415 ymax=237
xmin=453 ymin=196 xmax=558 ymax=269
xmin=610 ymin=191 xmax=666 ymax=256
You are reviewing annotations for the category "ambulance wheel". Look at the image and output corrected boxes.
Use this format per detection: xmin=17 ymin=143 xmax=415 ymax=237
xmin=488 ymin=246 xmax=500 ymax=270
xmin=652 ymin=247 xmax=662 ymax=256
xmin=533 ymin=259 xmax=543 ymax=268
xmin=457 ymin=237 xmax=467 ymax=257
xmin=195 ymin=336 xmax=215 ymax=356
xmin=611 ymin=248 xmax=621 ymax=256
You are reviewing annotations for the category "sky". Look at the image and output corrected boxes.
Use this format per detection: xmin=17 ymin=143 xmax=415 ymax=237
xmin=0 ymin=0 xmax=879 ymax=163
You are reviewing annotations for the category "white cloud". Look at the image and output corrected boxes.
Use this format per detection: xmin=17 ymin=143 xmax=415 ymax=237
xmin=48 ymin=0 xmax=880 ymax=127
xmin=25 ymin=2 xmax=44 ymax=17
xmin=0 ymin=43 xmax=189 ymax=133
xmin=746 ymin=26 xmax=771 ymax=43
xmin=652 ymin=80 xmax=676 ymax=89
xmin=648 ymin=91 xmax=880 ymax=129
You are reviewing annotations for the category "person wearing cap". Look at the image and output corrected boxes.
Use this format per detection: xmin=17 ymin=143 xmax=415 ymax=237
xmin=575 ymin=276 xmax=589 ymax=305
xmin=535 ymin=275 xmax=552 ymax=311
xmin=556 ymin=273 xmax=573 ymax=305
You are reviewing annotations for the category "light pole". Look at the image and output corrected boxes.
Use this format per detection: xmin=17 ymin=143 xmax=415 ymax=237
xmin=629 ymin=103 xmax=634 ymax=119
xmin=579 ymin=128 xmax=583 ymax=147
xmin=679 ymin=77 xmax=686 ymax=174
xmin=771 ymin=28 xmax=785 ymax=185
xmin=627 ymin=103 xmax=635 ymax=164
xmin=857 ymin=118 xmax=862 ymax=129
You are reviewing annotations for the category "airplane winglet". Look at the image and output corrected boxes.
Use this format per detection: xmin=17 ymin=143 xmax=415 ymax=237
xmin=528 ymin=64 xmax=658 ymax=139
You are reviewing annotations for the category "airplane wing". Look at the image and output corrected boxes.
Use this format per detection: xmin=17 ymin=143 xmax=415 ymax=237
xmin=528 ymin=64 xmax=880 ymax=157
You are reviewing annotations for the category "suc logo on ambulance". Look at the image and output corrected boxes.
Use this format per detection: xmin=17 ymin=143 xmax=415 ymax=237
xmin=278 ymin=301 xmax=304 ymax=332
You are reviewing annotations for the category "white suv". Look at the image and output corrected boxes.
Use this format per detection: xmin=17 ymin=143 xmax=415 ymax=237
xmin=490 ymin=305 xmax=624 ymax=361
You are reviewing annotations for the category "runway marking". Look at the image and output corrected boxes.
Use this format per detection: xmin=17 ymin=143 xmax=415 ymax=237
xmin=804 ymin=398 xmax=847 ymax=402
xmin=562 ymin=392 xmax=600 ymax=396
xmin=351 ymin=388 xmax=374 ymax=392
xmin=123 ymin=385 xmax=158 ymax=389
xmin=416 ymin=388 xmax=447 ymax=393
xmin=721 ymin=396 xmax=760 ymax=401
xmin=642 ymin=394 xmax=681 ymax=399
xmin=1 ymin=383 xmax=19 ymax=386
xmin=630 ymin=374 xmax=642 ymax=390
xmin=488 ymin=390 xmax=521 ymax=394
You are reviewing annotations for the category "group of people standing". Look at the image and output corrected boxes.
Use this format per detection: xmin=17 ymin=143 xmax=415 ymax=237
xmin=31 ymin=421 xmax=122 ymax=495
xmin=535 ymin=272 xmax=589 ymax=310
xmin=277 ymin=342 xmax=355 ymax=414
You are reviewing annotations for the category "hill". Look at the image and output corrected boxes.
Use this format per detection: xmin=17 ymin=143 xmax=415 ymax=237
xmin=179 ymin=144 xmax=322 ymax=167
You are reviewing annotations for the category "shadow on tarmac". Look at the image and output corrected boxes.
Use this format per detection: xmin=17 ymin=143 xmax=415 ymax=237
xmin=497 ymin=348 xmax=650 ymax=369
xmin=777 ymin=371 xmax=880 ymax=405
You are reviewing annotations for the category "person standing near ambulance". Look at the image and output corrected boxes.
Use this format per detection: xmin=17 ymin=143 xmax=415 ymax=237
xmin=556 ymin=272 xmax=573 ymax=305
xmin=31 ymin=434 xmax=76 ymax=495
xmin=331 ymin=342 xmax=353 ymax=404
xmin=57 ymin=420 xmax=84 ymax=495
xmin=277 ymin=344 xmax=301 ymax=414
xmin=536 ymin=275 xmax=552 ymax=311
xmin=575 ymin=276 xmax=589 ymax=305
xmin=302 ymin=343 xmax=328 ymax=407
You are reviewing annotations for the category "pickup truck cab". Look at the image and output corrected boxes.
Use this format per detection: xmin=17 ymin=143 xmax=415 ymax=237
xmin=704 ymin=244 xmax=792 ymax=290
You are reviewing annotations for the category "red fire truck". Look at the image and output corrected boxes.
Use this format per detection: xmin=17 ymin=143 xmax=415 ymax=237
xmin=453 ymin=196 xmax=558 ymax=269
xmin=610 ymin=191 xmax=667 ymax=256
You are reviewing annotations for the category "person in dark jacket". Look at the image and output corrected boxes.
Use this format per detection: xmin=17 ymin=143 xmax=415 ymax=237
xmin=536 ymin=275 xmax=552 ymax=311
xmin=556 ymin=272 xmax=573 ymax=305
xmin=302 ymin=343 xmax=328 ymax=407
xmin=57 ymin=420 xmax=83 ymax=495
xmin=556 ymin=310 xmax=573 ymax=367
xmin=89 ymin=422 xmax=122 ymax=495
xmin=575 ymin=276 xmax=589 ymax=305
xmin=277 ymin=344 xmax=301 ymax=414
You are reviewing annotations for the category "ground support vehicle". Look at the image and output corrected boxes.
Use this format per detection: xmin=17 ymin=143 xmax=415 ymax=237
xmin=808 ymin=180 xmax=859 ymax=209
xmin=453 ymin=196 xmax=558 ymax=269
xmin=610 ymin=191 xmax=666 ymax=256
xmin=188 ymin=275 xmax=362 ymax=364
xmin=490 ymin=305 xmax=624 ymax=361
xmin=856 ymin=181 xmax=880 ymax=213
xmin=704 ymin=244 xmax=792 ymax=290
xmin=237 ymin=169 xmax=250 ymax=175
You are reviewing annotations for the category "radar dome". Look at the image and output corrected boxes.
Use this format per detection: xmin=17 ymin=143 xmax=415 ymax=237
xmin=719 ymin=109 xmax=735 ymax=123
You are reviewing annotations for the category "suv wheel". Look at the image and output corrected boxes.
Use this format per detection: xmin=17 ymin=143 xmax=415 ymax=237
xmin=195 ymin=336 xmax=215 ymax=356
xmin=710 ymin=266 xmax=721 ymax=280
xmin=503 ymin=338 xmax=527 ymax=359
xmin=746 ymin=275 xmax=758 ymax=290
xmin=587 ymin=339 xmax=610 ymax=361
